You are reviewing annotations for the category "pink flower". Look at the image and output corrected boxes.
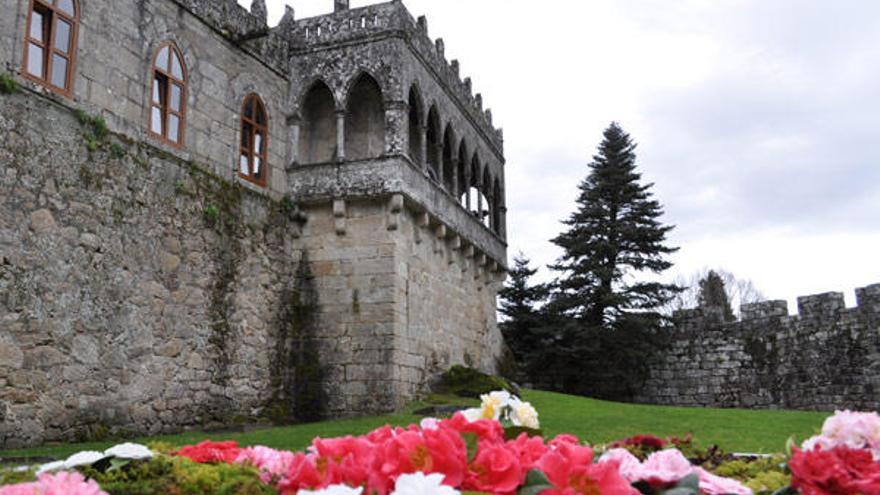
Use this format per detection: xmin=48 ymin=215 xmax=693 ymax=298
xmin=0 ymin=472 xmax=108 ymax=495
xmin=598 ymin=448 xmax=643 ymax=482
xmin=506 ymin=433 xmax=549 ymax=472
xmin=635 ymin=449 xmax=694 ymax=487
xmin=803 ymin=410 xmax=880 ymax=459
xmin=696 ymin=468 xmax=753 ymax=495
xmin=175 ymin=440 xmax=242 ymax=464
xmin=235 ymin=446 xmax=297 ymax=483
xmin=464 ymin=443 xmax=524 ymax=494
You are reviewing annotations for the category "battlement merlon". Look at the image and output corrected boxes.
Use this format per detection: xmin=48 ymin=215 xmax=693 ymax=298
xmin=740 ymin=300 xmax=789 ymax=320
xmin=284 ymin=1 xmax=505 ymax=156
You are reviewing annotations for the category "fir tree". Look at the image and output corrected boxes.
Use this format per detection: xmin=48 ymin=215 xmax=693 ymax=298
xmin=498 ymin=253 xmax=547 ymax=373
xmin=549 ymin=122 xmax=679 ymax=328
xmin=698 ymin=270 xmax=736 ymax=322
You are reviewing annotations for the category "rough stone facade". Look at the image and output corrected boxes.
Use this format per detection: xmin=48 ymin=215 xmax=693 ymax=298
xmin=0 ymin=0 xmax=508 ymax=448
xmin=635 ymin=285 xmax=880 ymax=411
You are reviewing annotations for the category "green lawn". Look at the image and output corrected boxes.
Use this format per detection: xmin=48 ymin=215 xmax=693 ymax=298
xmin=0 ymin=389 xmax=829 ymax=460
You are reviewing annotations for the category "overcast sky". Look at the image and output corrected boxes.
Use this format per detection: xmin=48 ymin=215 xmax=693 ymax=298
xmin=245 ymin=0 xmax=880 ymax=311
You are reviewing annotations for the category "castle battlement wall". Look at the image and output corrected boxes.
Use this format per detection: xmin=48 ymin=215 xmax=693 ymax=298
xmin=636 ymin=283 xmax=880 ymax=411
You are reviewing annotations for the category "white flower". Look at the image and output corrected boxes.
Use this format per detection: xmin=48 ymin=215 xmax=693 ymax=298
xmin=35 ymin=460 xmax=66 ymax=475
xmin=460 ymin=407 xmax=484 ymax=422
xmin=298 ymin=485 xmax=364 ymax=495
xmin=509 ymin=399 xmax=540 ymax=429
xmin=478 ymin=390 xmax=512 ymax=421
xmin=104 ymin=442 xmax=153 ymax=460
xmin=64 ymin=450 xmax=107 ymax=468
xmin=391 ymin=472 xmax=460 ymax=495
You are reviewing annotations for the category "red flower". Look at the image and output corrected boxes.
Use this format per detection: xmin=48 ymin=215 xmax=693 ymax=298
xmin=175 ymin=440 xmax=242 ymax=464
xmin=379 ymin=427 xmax=468 ymax=489
xmin=277 ymin=452 xmax=343 ymax=494
xmin=790 ymin=446 xmax=880 ymax=495
xmin=537 ymin=437 xmax=637 ymax=495
xmin=609 ymin=434 xmax=668 ymax=450
xmin=465 ymin=443 xmax=524 ymax=494
xmin=507 ymin=433 xmax=550 ymax=472
xmin=442 ymin=412 xmax=506 ymax=445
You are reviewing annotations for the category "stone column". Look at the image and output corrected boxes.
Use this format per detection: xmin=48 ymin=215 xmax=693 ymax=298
xmin=465 ymin=166 xmax=472 ymax=211
xmin=476 ymin=176 xmax=483 ymax=221
xmin=286 ymin=115 xmax=299 ymax=166
xmin=384 ymin=101 xmax=407 ymax=156
xmin=451 ymin=157 xmax=459 ymax=197
xmin=336 ymin=110 xmax=346 ymax=162
xmin=419 ymin=125 xmax=428 ymax=174
xmin=434 ymin=142 xmax=443 ymax=183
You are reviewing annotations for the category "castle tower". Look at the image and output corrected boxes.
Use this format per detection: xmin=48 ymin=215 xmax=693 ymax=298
xmin=0 ymin=0 xmax=507 ymax=447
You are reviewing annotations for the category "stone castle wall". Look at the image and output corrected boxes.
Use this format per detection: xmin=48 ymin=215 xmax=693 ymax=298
xmin=635 ymin=286 xmax=880 ymax=411
xmin=0 ymin=91 xmax=302 ymax=447
xmin=0 ymin=0 xmax=509 ymax=448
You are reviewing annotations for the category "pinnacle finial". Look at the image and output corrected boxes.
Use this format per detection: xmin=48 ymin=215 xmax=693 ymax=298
xmin=250 ymin=0 xmax=267 ymax=24
xmin=279 ymin=5 xmax=295 ymax=30
xmin=335 ymin=0 xmax=349 ymax=12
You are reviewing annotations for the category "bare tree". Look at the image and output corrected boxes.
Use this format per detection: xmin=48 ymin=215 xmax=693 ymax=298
xmin=663 ymin=268 xmax=765 ymax=318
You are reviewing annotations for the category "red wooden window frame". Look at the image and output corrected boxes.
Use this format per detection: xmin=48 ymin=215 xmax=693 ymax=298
xmin=238 ymin=94 xmax=269 ymax=187
xmin=148 ymin=42 xmax=187 ymax=147
xmin=22 ymin=0 xmax=79 ymax=98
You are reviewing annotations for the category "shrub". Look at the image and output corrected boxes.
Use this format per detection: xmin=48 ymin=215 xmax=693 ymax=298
xmin=436 ymin=365 xmax=519 ymax=398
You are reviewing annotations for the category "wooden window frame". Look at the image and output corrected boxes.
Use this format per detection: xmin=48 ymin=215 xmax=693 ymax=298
xmin=238 ymin=94 xmax=269 ymax=188
xmin=21 ymin=0 xmax=79 ymax=98
xmin=148 ymin=41 xmax=187 ymax=148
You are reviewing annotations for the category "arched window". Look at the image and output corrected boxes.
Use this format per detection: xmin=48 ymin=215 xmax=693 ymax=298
xmin=299 ymin=81 xmax=336 ymax=164
xmin=22 ymin=0 xmax=79 ymax=96
xmin=425 ymin=106 xmax=441 ymax=181
xmin=345 ymin=74 xmax=385 ymax=160
xmin=239 ymin=94 xmax=268 ymax=187
xmin=407 ymin=87 xmax=423 ymax=165
xmin=149 ymin=42 xmax=186 ymax=146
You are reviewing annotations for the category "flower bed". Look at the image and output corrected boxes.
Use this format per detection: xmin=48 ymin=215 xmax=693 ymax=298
xmin=1 ymin=393 xmax=878 ymax=495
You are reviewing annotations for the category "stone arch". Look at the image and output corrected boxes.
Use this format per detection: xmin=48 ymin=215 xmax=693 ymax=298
xmin=344 ymin=73 xmax=385 ymax=160
xmin=457 ymin=140 xmax=468 ymax=203
xmin=407 ymin=85 xmax=424 ymax=165
xmin=442 ymin=124 xmax=456 ymax=192
xmin=425 ymin=106 xmax=441 ymax=181
xmin=298 ymin=80 xmax=337 ymax=164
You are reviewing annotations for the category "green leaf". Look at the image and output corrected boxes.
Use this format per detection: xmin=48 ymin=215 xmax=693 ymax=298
xmin=462 ymin=432 xmax=479 ymax=463
xmin=517 ymin=469 xmax=554 ymax=495
xmin=504 ymin=426 xmax=544 ymax=441
xmin=107 ymin=458 xmax=131 ymax=472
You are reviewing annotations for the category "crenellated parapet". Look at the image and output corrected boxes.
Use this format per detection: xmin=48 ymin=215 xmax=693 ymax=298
xmin=639 ymin=282 xmax=880 ymax=411
xmin=283 ymin=1 xmax=504 ymax=155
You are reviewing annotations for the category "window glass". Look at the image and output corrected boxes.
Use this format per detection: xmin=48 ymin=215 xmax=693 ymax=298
xmin=170 ymin=84 xmax=182 ymax=112
xmin=156 ymin=46 xmax=169 ymax=71
xmin=27 ymin=43 xmax=44 ymax=77
xmin=256 ymin=106 xmax=266 ymax=125
xmin=55 ymin=20 xmax=71 ymax=53
xmin=255 ymin=132 xmax=263 ymax=154
xmin=56 ymin=0 xmax=75 ymax=16
xmin=51 ymin=55 xmax=67 ymax=88
xmin=151 ymin=107 xmax=163 ymax=134
xmin=244 ymin=100 xmax=254 ymax=119
xmin=254 ymin=156 xmax=262 ymax=178
xmin=242 ymin=123 xmax=252 ymax=148
xmin=171 ymin=53 xmax=183 ymax=80
xmin=30 ymin=11 xmax=44 ymax=41
xmin=168 ymin=115 xmax=180 ymax=143
xmin=240 ymin=154 xmax=249 ymax=174
xmin=152 ymin=79 xmax=161 ymax=103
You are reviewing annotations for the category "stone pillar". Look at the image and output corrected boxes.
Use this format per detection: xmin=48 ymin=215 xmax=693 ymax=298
xmin=451 ymin=157 xmax=459 ymax=197
xmin=476 ymin=175 xmax=483 ymax=221
xmin=336 ymin=110 xmax=346 ymax=162
xmin=384 ymin=102 xmax=407 ymax=156
xmin=465 ymin=166 xmax=472 ymax=211
xmin=419 ymin=125 xmax=428 ymax=173
xmin=286 ymin=114 xmax=300 ymax=166
xmin=434 ymin=142 xmax=443 ymax=183
xmin=335 ymin=0 xmax=350 ymax=12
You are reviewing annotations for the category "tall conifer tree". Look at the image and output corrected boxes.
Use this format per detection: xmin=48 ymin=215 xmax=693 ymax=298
xmin=498 ymin=253 xmax=547 ymax=369
xmin=549 ymin=122 xmax=679 ymax=328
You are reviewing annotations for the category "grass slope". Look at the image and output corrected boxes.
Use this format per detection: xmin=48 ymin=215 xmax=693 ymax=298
xmin=0 ymin=390 xmax=828 ymax=460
